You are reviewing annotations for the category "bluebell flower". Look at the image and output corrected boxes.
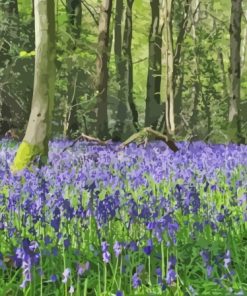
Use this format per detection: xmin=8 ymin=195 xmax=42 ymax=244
xmin=132 ymin=272 xmax=141 ymax=288
xmin=62 ymin=268 xmax=71 ymax=283
xmin=50 ymin=274 xmax=58 ymax=282
xmin=166 ymin=269 xmax=176 ymax=285
xmin=69 ymin=285 xmax=75 ymax=294
xmin=101 ymin=241 xmax=111 ymax=263
xmin=77 ymin=261 xmax=90 ymax=276
xmin=223 ymin=250 xmax=231 ymax=269
xmin=113 ymin=241 xmax=123 ymax=257
xmin=143 ymin=239 xmax=153 ymax=256
xmin=128 ymin=241 xmax=138 ymax=252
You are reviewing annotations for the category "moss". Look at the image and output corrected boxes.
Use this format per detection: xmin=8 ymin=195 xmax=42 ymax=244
xmin=10 ymin=141 xmax=46 ymax=172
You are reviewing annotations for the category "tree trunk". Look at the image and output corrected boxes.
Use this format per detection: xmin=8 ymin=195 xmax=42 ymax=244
xmin=228 ymin=0 xmax=244 ymax=143
xmin=173 ymin=0 xmax=191 ymax=128
xmin=122 ymin=0 xmax=138 ymax=131
xmin=66 ymin=0 xmax=82 ymax=39
xmin=113 ymin=0 xmax=138 ymax=141
xmin=164 ymin=0 xmax=175 ymax=135
xmin=96 ymin=0 xmax=113 ymax=139
xmin=113 ymin=0 xmax=126 ymax=140
xmin=11 ymin=0 xmax=56 ymax=172
xmin=0 ymin=0 xmax=19 ymax=136
xmin=145 ymin=0 xmax=163 ymax=129
xmin=65 ymin=0 xmax=82 ymax=138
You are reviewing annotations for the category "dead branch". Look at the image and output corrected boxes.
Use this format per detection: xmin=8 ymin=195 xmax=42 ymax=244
xmin=62 ymin=133 xmax=107 ymax=152
xmin=119 ymin=127 xmax=179 ymax=152
xmin=62 ymin=128 xmax=179 ymax=153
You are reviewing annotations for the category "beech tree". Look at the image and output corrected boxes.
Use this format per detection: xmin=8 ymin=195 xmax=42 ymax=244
xmin=145 ymin=0 xmax=163 ymax=129
xmin=114 ymin=0 xmax=138 ymax=140
xmin=96 ymin=0 xmax=113 ymax=139
xmin=65 ymin=0 xmax=82 ymax=138
xmin=11 ymin=0 xmax=56 ymax=171
xmin=0 ymin=0 xmax=19 ymax=136
xmin=228 ymin=0 xmax=244 ymax=143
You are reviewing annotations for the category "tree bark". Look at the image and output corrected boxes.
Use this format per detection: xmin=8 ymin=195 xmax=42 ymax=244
xmin=65 ymin=0 xmax=82 ymax=138
xmin=0 ymin=0 xmax=19 ymax=136
xmin=173 ymin=0 xmax=191 ymax=128
xmin=96 ymin=0 xmax=113 ymax=139
xmin=114 ymin=0 xmax=139 ymax=141
xmin=145 ymin=0 xmax=163 ymax=129
xmin=11 ymin=0 xmax=56 ymax=172
xmin=113 ymin=0 xmax=126 ymax=140
xmin=228 ymin=0 xmax=244 ymax=143
xmin=122 ymin=0 xmax=138 ymax=132
xmin=66 ymin=0 xmax=82 ymax=39
xmin=164 ymin=0 xmax=175 ymax=135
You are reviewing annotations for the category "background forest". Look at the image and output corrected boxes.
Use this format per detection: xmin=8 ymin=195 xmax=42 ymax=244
xmin=0 ymin=0 xmax=246 ymax=143
xmin=1 ymin=1 xmax=247 ymax=295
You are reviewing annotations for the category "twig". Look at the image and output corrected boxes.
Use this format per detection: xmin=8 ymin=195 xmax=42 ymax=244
xmin=81 ymin=0 xmax=99 ymax=26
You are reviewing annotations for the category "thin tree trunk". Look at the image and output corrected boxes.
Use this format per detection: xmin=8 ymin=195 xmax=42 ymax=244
xmin=66 ymin=0 xmax=82 ymax=39
xmin=241 ymin=10 xmax=247 ymax=72
xmin=173 ymin=0 xmax=191 ymax=128
xmin=228 ymin=0 xmax=243 ymax=143
xmin=11 ymin=0 xmax=56 ymax=172
xmin=123 ymin=0 xmax=138 ymax=131
xmin=96 ymin=0 xmax=113 ymax=139
xmin=218 ymin=48 xmax=229 ymax=121
xmin=164 ymin=0 xmax=175 ymax=135
xmin=189 ymin=1 xmax=199 ymax=131
xmin=113 ymin=0 xmax=126 ymax=140
xmin=65 ymin=0 xmax=82 ymax=138
xmin=145 ymin=0 xmax=164 ymax=129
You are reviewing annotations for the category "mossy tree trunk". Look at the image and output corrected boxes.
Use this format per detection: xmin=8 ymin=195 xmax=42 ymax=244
xmin=11 ymin=0 xmax=56 ymax=172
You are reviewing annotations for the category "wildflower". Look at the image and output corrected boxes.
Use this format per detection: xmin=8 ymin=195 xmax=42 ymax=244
xmin=101 ymin=241 xmax=111 ymax=263
xmin=77 ymin=261 xmax=90 ymax=276
xmin=166 ymin=269 xmax=176 ymax=285
xmin=64 ymin=238 xmax=71 ymax=249
xmin=62 ymin=268 xmax=71 ymax=283
xmin=166 ymin=254 xmax=177 ymax=286
xmin=50 ymin=274 xmax=58 ymax=282
xmin=113 ymin=241 xmax=123 ymax=257
xmin=143 ymin=239 xmax=153 ymax=256
xmin=116 ymin=291 xmax=124 ymax=296
xmin=69 ymin=285 xmax=75 ymax=294
xmin=223 ymin=250 xmax=231 ymax=269
xmin=132 ymin=272 xmax=141 ymax=288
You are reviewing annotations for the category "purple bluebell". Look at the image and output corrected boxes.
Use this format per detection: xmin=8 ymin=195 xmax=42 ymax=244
xmin=143 ymin=239 xmax=153 ymax=255
xmin=50 ymin=274 xmax=58 ymax=282
xmin=223 ymin=250 xmax=231 ymax=269
xmin=113 ymin=241 xmax=123 ymax=257
xmin=62 ymin=268 xmax=71 ymax=283
xmin=101 ymin=241 xmax=111 ymax=263
xmin=132 ymin=272 xmax=141 ymax=288
xmin=77 ymin=261 xmax=90 ymax=276
xmin=166 ymin=269 xmax=176 ymax=285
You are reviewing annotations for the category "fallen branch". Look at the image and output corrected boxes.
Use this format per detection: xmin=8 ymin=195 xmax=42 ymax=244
xmin=62 ymin=133 xmax=108 ymax=152
xmin=119 ymin=127 xmax=179 ymax=152
xmin=62 ymin=128 xmax=179 ymax=153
